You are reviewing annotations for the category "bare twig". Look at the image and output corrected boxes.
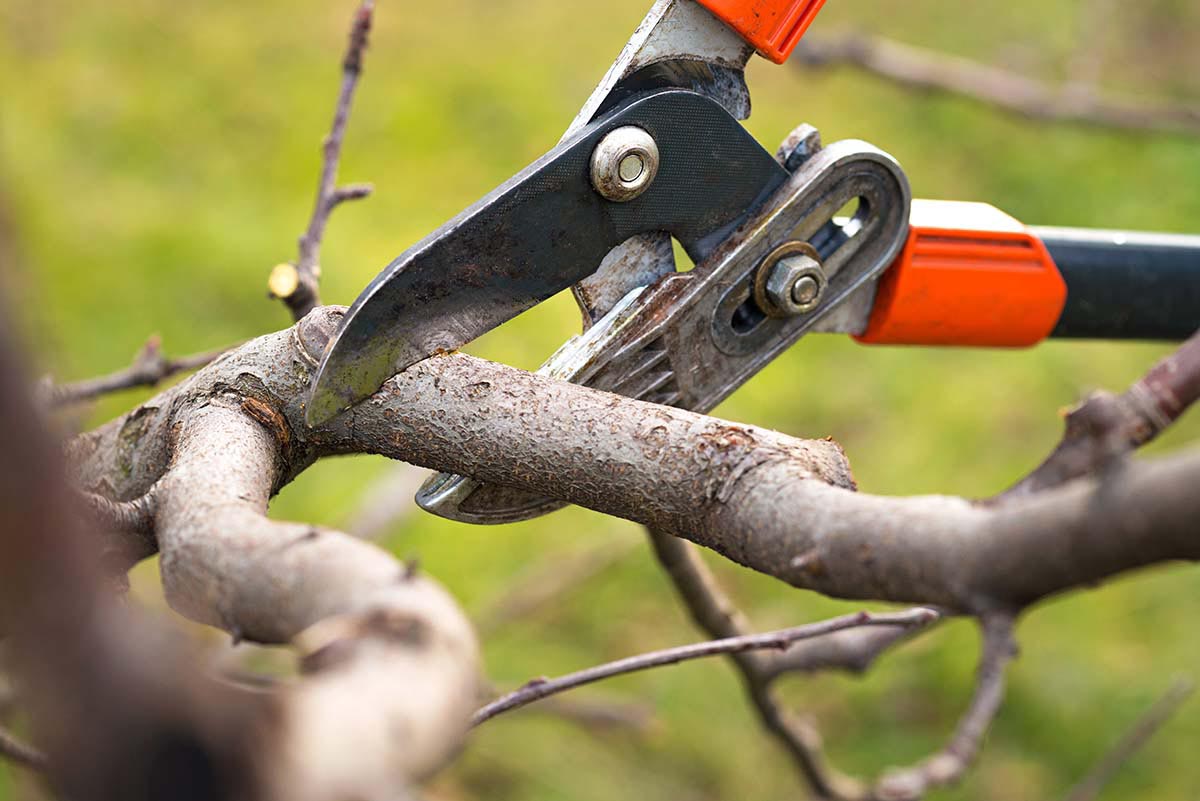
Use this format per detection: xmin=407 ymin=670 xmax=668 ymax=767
xmin=0 ymin=724 xmax=45 ymax=771
xmin=761 ymin=621 xmax=938 ymax=680
xmin=532 ymin=695 xmax=655 ymax=734
xmin=1064 ymin=677 xmax=1195 ymax=801
xmin=270 ymin=0 xmax=376 ymax=320
xmin=476 ymin=538 xmax=640 ymax=635
xmin=345 ymin=465 xmax=429 ymax=540
xmin=42 ymin=335 xmax=231 ymax=408
xmin=795 ymin=33 xmax=1200 ymax=136
xmin=876 ymin=615 xmax=1017 ymax=800
xmin=1002 ymin=328 xmax=1200 ymax=498
xmin=471 ymin=609 xmax=936 ymax=727
xmin=646 ymin=529 xmax=871 ymax=800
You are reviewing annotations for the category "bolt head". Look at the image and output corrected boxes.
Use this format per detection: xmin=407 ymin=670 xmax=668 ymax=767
xmin=591 ymin=126 xmax=659 ymax=203
xmin=760 ymin=250 xmax=826 ymax=317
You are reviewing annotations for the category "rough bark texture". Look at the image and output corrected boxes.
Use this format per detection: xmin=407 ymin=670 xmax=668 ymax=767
xmin=65 ymin=312 xmax=482 ymax=799
xmin=70 ymin=307 xmax=1200 ymax=620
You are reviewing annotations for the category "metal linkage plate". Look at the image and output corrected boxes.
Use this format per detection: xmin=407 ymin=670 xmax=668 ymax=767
xmin=419 ymin=136 xmax=911 ymax=524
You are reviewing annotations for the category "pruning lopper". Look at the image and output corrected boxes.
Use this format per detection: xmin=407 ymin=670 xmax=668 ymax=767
xmin=306 ymin=0 xmax=1200 ymax=523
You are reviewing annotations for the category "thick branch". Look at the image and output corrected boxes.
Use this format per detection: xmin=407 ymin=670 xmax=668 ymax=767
xmin=473 ymin=609 xmax=935 ymax=726
xmin=71 ymin=308 xmax=1200 ymax=617
xmin=154 ymin=399 xmax=480 ymax=797
xmin=795 ymin=33 xmax=1200 ymax=136
xmin=271 ymin=1 xmax=375 ymax=320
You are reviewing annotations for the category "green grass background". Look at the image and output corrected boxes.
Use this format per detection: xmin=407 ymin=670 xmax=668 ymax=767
xmin=3 ymin=0 xmax=1200 ymax=798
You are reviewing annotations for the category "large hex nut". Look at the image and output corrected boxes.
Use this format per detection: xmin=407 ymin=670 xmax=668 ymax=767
xmin=753 ymin=240 xmax=827 ymax=318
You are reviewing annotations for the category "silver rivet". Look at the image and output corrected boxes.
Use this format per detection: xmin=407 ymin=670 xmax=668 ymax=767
xmin=618 ymin=153 xmax=645 ymax=182
xmin=791 ymin=275 xmax=820 ymax=305
xmin=591 ymin=126 xmax=659 ymax=202
xmin=754 ymin=241 xmax=827 ymax=318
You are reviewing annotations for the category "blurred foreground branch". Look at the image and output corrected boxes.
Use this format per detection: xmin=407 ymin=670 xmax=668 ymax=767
xmin=60 ymin=305 xmax=1200 ymax=799
xmin=795 ymin=33 xmax=1200 ymax=136
xmin=0 ymin=725 xmax=44 ymax=771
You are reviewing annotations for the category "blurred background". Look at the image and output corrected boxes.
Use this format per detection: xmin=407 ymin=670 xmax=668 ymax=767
xmin=2 ymin=0 xmax=1200 ymax=798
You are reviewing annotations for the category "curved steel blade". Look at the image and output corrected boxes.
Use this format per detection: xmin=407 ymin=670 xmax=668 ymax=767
xmin=306 ymin=89 xmax=787 ymax=425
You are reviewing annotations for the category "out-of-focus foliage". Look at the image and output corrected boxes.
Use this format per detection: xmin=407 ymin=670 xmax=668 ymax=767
xmin=2 ymin=0 xmax=1200 ymax=798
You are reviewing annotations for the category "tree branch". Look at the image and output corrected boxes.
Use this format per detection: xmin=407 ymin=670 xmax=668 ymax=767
xmin=472 ymin=609 xmax=936 ymax=727
xmin=1003 ymin=328 xmax=1200 ymax=498
xmin=70 ymin=308 xmax=1200 ymax=618
xmin=270 ymin=0 xmax=375 ymax=320
xmin=62 ymin=308 xmax=1200 ymax=799
xmin=0 ymin=724 xmax=45 ymax=771
xmin=875 ymin=615 xmax=1016 ymax=800
xmin=647 ymin=528 xmax=873 ymax=800
xmin=153 ymin=398 xmax=480 ymax=797
xmin=1064 ymin=676 xmax=1195 ymax=801
xmin=794 ymin=32 xmax=1200 ymax=136
xmin=476 ymin=538 xmax=639 ymax=635
xmin=41 ymin=335 xmax=231 ymax=408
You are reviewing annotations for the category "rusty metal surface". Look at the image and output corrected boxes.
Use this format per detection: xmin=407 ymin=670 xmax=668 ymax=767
xmin=419 ymin=136 xmax=912 ymax=524
xmin=566 ymin=0 xmax=753 ymax=137
xmin=568 ymin=0 xmax=756 ymax=326
xmin=307 ymin=88 xmax=788 ymax=425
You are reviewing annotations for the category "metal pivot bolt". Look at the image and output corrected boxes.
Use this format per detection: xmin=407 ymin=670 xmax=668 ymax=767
xmin=754 ymin=240 xmax=827 ymax=318
xmin=590 ymin=126 xmax=660 ymax=202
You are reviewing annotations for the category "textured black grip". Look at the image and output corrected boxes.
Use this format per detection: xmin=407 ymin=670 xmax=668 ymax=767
xmin=1033 ymin=226 xmax=1200 ymax=340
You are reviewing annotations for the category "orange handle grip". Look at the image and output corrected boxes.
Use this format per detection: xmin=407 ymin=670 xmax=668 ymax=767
xmin=694 ymin=0 xmax=828 ymax=63
xmin=855 ymin=200 xmax=1067 ymax=348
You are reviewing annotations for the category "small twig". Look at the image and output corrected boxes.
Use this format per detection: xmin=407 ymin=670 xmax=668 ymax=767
xmin=482 ymin=682 xmax=655 ymax=734
xmin=794 ymin=33 xmax=1200 ymax=136
xmin=476 ymin=537 xmax=640 ymax=635
xmin=42 ymin=336 xmax=231 ymax=408
xmin=1064 ymin=676 xmax=1195 ymax=801
xmin=270 ymin=0 xmax=376 ymax=320
xmin=344 ymin=465 xmax=429 ymax=540
xmin=1001 ymin=328 xmax=1200 ymax=498
xmin=647 ymin=530 xmax=939 ymax=800
xmin=532 ymin=695 xmax=655 ymax=734
xmin=472 ymin=608 xmax=936 ymax=727
xmin=759 ymin=617 xmax=940 ymax=680
xmin=875 ymin=615 xmax=1017 ymax=800
xmin=0 ymin=724 xmax=46 ymax=771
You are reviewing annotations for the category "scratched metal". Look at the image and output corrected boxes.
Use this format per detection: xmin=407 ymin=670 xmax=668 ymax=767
xmin=418 ymin=136 xmax=912 ymax=524
xmin=306 ymin=88 xmax=788 ymax=426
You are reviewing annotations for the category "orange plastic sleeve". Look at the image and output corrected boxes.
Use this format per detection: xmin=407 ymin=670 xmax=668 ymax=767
xmin=855 ymin=200 xmax=1067 ymax=347
xmin=694 ymin=0 xmax=828 ymax=63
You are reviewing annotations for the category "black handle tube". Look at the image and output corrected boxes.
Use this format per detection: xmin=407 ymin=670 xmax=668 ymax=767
xmin=1032 ymin=226 xmax=1200 ymax=340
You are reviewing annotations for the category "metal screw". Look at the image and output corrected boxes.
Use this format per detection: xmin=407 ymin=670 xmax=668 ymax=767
xmin=754 ymin=241 xmax=827 ymax=318
xmin=591 ymin=126 xmax=659 ymax=202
